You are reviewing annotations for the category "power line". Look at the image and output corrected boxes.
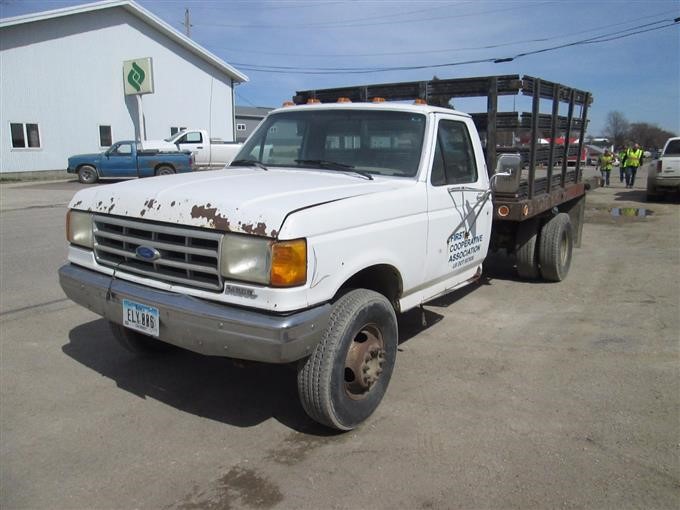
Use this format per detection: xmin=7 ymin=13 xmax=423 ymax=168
xmin=194 ymin=1 xmax=552 ymax=29
xmin=231 ymin=18 xmax=679 ymax=75
xmin=203 ymin=9 xmax=678 ymax=58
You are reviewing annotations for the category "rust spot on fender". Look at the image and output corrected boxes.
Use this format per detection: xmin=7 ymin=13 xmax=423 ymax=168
xmin=74 ymin=200 xmax=82 ymax=208
xmin=108 ymin=203 xmax=115 ymax=213
xmin=140 ymin=209 xmax=146 ymax=217
xmin=171 ymin=201 xmax=176 ymax=207
xmin=253 ymin=222 xmax=267 ymax=236
xmin=190 ymin=204 xmax=231 ymax=231
xmin=145 ymin=199 xmax=156 ymax=210
xmin=270 ymin=229 xmax=278 ymax=238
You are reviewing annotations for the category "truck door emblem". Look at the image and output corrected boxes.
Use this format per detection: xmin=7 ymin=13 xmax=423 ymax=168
xmin=135 ymin=246 xmax=160 ymax=261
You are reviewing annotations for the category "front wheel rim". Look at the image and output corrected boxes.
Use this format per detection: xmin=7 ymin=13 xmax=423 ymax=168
xmin=344 ymin=323 xmax=386 ymax=400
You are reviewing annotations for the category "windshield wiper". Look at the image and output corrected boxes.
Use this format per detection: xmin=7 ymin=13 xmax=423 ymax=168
xmin=230 ymin=159 xmax=268 ymax=171
xmin=295 ymin=159 xmax=373 ymax=180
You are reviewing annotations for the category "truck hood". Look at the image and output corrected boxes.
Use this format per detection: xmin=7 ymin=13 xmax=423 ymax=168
xmin=69 ymin=167 xmax=409 ymax=238
xmin=69 ymin=152 xmax=102 ymax=162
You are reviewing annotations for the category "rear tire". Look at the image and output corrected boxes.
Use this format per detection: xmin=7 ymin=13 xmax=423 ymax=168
xmin=109 ymin=321 xmax=173 ymax=355
xmin=77 ymin=165 xmax=98 ymax=184
xmin=515 ymin=219 xmax=540 ymax=280
xmin=297 ymin=289 xmax=398 ymax=431
xmin=539 ymin=213 xmax=573 ymax=282
xmin=155 ymin=165 xmax=175 ymax=176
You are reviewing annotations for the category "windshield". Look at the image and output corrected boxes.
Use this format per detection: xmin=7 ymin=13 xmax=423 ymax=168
xmin=235 ymin=109 xmax=426 ymax=177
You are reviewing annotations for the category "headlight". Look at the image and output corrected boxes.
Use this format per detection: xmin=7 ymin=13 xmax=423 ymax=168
xmin=66 ymin=210 xmax=93 ymax=248
xmin=220 ymin=234 xmax=272 ymax=284
xmin=219 ymin=235 xmax=307 ymax=287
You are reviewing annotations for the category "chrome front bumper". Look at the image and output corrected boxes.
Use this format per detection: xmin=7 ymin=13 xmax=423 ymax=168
xmin=59 ymin=264 xmax=330 ymax=363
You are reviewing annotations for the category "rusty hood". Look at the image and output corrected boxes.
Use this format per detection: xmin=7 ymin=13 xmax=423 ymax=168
xmin=69 ymin=167 xmax=404 ymax=238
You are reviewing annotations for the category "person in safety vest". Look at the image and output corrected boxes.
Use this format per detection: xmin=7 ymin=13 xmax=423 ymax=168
xmin=598 ymin=149 xmax=614 ymax=186
xmin=624 ymin=143 xmax=644 ymax=188
xmin=617 ymin=145 xmax=627 ymax=183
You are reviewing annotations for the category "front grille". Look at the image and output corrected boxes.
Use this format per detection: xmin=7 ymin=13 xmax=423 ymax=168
xmin=93 ymin=215 xmax=223 ymax=291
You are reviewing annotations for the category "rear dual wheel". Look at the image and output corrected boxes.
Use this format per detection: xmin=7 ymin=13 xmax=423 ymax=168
xmin=515 ymin=213 xmax=573 ymax=282
xmin=297 ymin=289 xmax=398 ymax=431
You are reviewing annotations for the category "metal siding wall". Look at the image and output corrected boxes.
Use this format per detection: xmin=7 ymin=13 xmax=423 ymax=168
xmin=0 ymin=8 xmax=235 ymax=173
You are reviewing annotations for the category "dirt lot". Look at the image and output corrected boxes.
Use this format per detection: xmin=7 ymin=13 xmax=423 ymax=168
xmin=1 ymin=168 xmax=678 ymax=509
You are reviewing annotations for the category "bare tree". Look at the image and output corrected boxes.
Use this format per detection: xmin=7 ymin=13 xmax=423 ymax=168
xmin=628 ymin=122 xmax=676 ymax=150
xmin=603 ymin=111 xmax=630 ymax=148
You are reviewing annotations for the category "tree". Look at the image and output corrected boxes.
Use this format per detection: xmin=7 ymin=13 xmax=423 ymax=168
xmin=603 ymin=111 xmax=630 ymax=148
xmin=628 ymin=122 xmax=676 ymax=150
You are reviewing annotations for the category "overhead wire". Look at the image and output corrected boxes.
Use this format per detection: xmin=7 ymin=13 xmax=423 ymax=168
xmin=194 ymin=1 xmax=552 ymax=29
xmin=229 ymin=17 xmax=680 ymax=75
xmin=199 ymin=9 xmax=679 ymax=58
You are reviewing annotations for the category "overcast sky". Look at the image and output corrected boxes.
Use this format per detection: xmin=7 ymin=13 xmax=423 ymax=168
xmin=2 ymin=0 xmax=679 ymax=135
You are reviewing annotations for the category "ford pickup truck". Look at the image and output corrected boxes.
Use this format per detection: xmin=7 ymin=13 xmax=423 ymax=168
xmin=142 ymin=129 xmax=242 ymax=167
xmin=67 ymin=140 xmax=194 ymax=184
xmin=59 ymin=75 xmax=591 ymax=430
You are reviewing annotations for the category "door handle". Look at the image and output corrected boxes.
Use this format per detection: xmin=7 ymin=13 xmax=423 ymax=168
xmin=196 ymin=146 xmax=203 ymax=149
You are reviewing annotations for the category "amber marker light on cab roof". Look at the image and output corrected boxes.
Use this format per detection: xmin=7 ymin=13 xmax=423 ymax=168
xmin=337 ymin=97 xmax=351 ymax=103
xmin=271 ymin=239 xmax=307 ymax=287
xmin=414 ymin=98 xmax=427 ymax=105
xmin=307 ymin=98 xmax=321 ymax=104
xmin=282 ymin=100 xmax=295 ymax=107
xmin=372 ymin=97 xmax=385 ymax=103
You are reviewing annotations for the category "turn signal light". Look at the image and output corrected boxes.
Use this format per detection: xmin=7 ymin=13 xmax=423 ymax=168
xmin=271 ymin=239 xmax=307 ymax=287
xmin=497 ymin=205 xmax=510 ymax=217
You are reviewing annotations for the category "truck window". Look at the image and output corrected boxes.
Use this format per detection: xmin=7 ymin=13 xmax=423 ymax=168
xmin=177 ymin=132 xmax=202 ymax=144
xmin=110 ymin=143 xmax=132 ymax=155
xmin=663 ymin=140 xmax=680 ymax=156
xmin=430 ymin=120 xmax=477 ymax=186
xmin=237 ymin=110 xmax=426 ymax=177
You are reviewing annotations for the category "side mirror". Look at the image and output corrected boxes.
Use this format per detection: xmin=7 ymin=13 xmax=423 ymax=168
xmin=492 ymin=153 xmax=521 ymax=193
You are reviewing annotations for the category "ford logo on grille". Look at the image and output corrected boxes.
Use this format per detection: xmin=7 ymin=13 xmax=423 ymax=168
xmin=136 ymin=246 xmax=160 ymax=261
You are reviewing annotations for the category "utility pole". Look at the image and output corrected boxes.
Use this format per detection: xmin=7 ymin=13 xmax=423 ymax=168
xmin=183 ymin=8 xmax=192 ymax=38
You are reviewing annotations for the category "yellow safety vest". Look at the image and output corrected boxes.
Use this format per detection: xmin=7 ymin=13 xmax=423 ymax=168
xmin=599 ymin=154 xmax=614 ymax=170
xmin=625 ymin=148 xmax=643 ymax=167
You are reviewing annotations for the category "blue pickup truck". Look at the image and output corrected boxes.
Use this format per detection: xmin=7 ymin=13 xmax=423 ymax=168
xmin=67 ymin=140 xmax=194 ymax=184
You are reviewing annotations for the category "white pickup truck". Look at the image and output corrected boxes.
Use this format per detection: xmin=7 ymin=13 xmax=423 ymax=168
xmin=647 ymin=136 xmax=680 ymax=200
xmin=59 ymin=75 xmax=591 ymax=430
xmin=143 ymin=129 xmax=242 ymax=167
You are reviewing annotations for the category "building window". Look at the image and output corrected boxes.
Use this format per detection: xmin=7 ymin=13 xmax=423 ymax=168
xmin=10 ymin=122 xmax=41 ymax=148
xmin=170 ymin=126 xmax=188 ymax=136
xmin=236 ymin=123 xmax=247 ymax=131
xmin=99 ymin=125 xmax=112 ymax=147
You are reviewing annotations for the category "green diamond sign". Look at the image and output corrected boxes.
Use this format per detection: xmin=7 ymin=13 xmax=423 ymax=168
xmin=123 ymin=58 xmax=154 ymax=95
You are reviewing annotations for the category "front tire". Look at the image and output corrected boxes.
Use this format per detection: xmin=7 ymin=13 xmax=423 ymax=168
xmin=539 ymin=213 xmax=573 ymax=282
xmin=77 ymin=165 xmax=98 ymax=184
xmin=297 ymin=289 xmax=398 ymax=431
xmin=109 ymin=321 xmax=173 ymax=355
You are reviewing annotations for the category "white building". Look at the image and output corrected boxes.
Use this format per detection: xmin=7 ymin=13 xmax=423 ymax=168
xmin=0 ymin=0 xmax=248 ymax=175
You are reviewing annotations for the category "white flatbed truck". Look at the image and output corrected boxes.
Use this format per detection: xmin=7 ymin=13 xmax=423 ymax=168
xmin=60 ymin=75 xmax=591 ymax=430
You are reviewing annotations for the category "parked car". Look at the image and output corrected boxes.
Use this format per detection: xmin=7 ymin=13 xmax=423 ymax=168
xmin=67 ymin=141 xmax=194 ymax=184
xmin=142 ymin=129 xmax=242 ymax=167
xmin=647 ymin=136 xmax=680 ymax=200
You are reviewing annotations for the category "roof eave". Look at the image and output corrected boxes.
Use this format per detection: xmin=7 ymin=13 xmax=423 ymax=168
xmin=0 ymin=0 xmax=248 ymax=83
